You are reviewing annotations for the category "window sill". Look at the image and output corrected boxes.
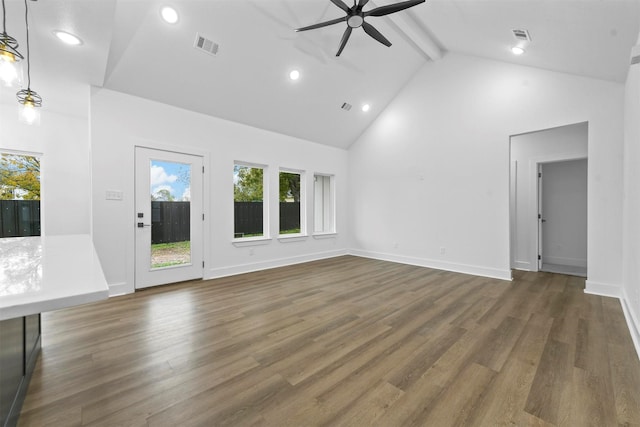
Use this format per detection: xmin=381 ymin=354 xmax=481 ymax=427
xmin=312 ymin=232 xmax=338 ymax=239
xmin=277 ymin=234 xmax=309 ymax=243
xmin=232 ymin=237 xmax=272 ymax=247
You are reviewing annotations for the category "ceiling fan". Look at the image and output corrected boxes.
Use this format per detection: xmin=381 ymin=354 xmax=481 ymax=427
xmin=295 ymin=0 xmax=426 ymax=57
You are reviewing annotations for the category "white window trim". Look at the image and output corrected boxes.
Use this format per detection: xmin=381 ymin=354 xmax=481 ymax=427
xmin=232 ymin=237 xmax=273 ymax=247
xmin=278 ymin=167 xmax=305 ymax=237
xmin=233 ymin=161 xmax=269 ymax=240
xmin=313 ymin=173 xmax=336 ymax=235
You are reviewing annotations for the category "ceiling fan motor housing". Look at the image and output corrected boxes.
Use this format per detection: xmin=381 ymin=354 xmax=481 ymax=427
xmin=347 ymin=14 xmax=364 ymax=28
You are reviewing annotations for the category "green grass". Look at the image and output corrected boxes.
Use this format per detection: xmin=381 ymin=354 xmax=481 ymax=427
xmin=151 ymin=241 xmax=190 ymax=251
xmin=280 ymin=228 xmax=301 ymax=235
xmin=151 ymin=241 xmax=191 ymax=269
xmin=152 ymin=260 xmax=187 ymax=268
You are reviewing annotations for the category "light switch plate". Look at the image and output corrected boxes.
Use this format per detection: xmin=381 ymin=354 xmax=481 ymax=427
xmin=106 ymin=190 xmax=123 ymax=201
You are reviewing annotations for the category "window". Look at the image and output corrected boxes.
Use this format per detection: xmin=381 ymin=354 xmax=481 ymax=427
xmin=233 ymin=163 xmax=266 ymax=239
xmin=0 ymin=152 xmax=41 ymax=238
xmin=314 ymin=174 xmax=334 ymax=234
xmin=279 ymin=170 xmax=304 ymax=235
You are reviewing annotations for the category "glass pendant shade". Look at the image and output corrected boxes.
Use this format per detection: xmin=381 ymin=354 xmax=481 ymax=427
xmin=13 ymin=0 xmax=42 ymax=126
xmin=17 ymin=88 xmax=41 ymax=125
xmin=0 ymin=33 xmax=23 ymax=87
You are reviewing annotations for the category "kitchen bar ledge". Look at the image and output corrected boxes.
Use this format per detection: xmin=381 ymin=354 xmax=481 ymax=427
xmin=0 ymin=234 xmax=109 ymax=427
xmin=0 ymin=234 xmax=109 ymax=321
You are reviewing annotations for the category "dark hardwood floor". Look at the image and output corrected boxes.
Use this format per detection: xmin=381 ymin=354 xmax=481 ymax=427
xmin=18 ymin=256 xmax=640 ymax=426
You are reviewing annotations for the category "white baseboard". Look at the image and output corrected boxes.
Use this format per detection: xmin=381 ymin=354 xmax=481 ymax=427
xmin=348 ymin=249 xmax=512 ymax=281
xmin=621 ymin=289 xmax=640 ymax=362
xmin=108 ymin=282 xmax=129 ymax=297
xmin=512 ymin=260 xmax=531 ymax=270
xmin=543 ymin=256 xmax=587 ymax=268
xmin=584 ymin=280 xmax=621 ymax=298
xmin=206 ymin=249 xmax=349 ymax=279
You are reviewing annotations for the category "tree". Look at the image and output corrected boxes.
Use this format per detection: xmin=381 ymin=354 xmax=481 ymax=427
xmin=0 ymin=154 xmax=40 ymax=200
xmin=234 ymin=166 xmax=263 ymax=202
xmin=279 ymin=172 xmax=300 ymax=202
xmin=152 ymin=188 xmax=175 ymax=201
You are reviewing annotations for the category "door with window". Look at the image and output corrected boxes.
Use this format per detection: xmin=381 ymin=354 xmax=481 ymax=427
xmin=135 ymin=147 xmax=203 ymax=289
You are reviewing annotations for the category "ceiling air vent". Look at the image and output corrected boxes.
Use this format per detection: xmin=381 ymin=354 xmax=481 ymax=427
xmin=194 ymin=33 xmax=219 ymax=56
xmin=341 ymin=102 xmax=352 ymax=111
xmin=512 ymin=29 xmax=531 ymax=42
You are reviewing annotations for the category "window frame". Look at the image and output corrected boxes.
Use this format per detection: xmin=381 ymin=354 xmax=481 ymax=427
xmin=312 ymin=173 xmax=336 ymax=235
xmin=232 ymin=161 xmax=269 ymax=242
xmin=278 ymin=168 xmax=306 ymax=238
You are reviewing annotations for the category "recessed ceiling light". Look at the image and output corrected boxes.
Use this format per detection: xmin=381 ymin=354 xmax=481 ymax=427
xmin=511 ymin=46 xmax=525 ymax=55
xmin=53 ymin=30 xmax=82 ymax=46
xmin=362 ymin=104 xmax=370 ymax=112
xmin=289 ymin=69 xmax=300 ymax=81
xmin=161 ymin=6 xmax=179 ymax=24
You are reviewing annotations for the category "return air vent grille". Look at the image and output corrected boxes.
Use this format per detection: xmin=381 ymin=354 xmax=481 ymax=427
xmin=512 ymin=29 xmax=531 ymax=42
xmin=341 ymin=102 xmax=352 ymax=111
xmin=194 ymin=33 xmax=219 ymax=56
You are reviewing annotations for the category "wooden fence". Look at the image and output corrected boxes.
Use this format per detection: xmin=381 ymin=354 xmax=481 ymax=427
xmin=234 ymin=201 xmax=300 ymax=237
xmin=0 ymin=200 xmax=300 ymax=242
xmin=151 ymin=201 xmax=190 ymax=244
xmin=0 ymin=200 xmax=41 ymax=238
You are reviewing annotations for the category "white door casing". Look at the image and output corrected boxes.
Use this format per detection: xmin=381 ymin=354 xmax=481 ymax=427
xmin=135 ymin=147 xmax=204 ymax=289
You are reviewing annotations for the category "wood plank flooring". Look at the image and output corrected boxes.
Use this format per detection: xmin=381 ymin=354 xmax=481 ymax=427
xmin=18 ymin=256 xmax=640 ymax=426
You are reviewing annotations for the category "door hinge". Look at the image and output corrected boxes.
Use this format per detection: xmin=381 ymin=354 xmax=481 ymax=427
xmin=538 ymin=255 xmax=541 ymax=260
xmin=202 ymin=166 xmax=205 ymax=173
xmin=202 ymin=261 xmax=205 ymax=268
xmin=538 ymin=172 xmax=542 ymax=178
xmin=202 ymin=213 xmax=205 ymax=221
xmin=538 ymin=214 xmax=541 ymax=219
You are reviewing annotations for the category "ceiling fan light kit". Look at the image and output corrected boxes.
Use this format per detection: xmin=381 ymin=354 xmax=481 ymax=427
xmin=296 ymin=0 xmax=426 ymax=57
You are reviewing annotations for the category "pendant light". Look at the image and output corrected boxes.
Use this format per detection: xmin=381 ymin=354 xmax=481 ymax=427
xmin=0 ymin=0 xmax=23 ymax=87
xmin=16 ymin=0 xmax=41 ymax=125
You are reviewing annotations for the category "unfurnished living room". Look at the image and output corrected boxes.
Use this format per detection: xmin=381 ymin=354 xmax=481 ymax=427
xmin=1 ymin=0 xmax=640 ymax=426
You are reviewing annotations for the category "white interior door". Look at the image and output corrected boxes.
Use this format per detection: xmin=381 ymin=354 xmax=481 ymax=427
xmin=135 ymin=147 xmax=203 ymax=289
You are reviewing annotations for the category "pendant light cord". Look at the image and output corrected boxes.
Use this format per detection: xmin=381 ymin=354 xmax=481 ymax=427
xmin=2 ymin=0 xmax=7 ymax=33
xmin=23 ymin=0 xmax=30 ymax=89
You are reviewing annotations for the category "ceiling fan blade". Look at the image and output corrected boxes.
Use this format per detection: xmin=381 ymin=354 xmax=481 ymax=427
xmin=296 ymin=16 xmax=347 ymax=32
xmin=362 ymin=21 xmax=391 ymax=47
xmin=336 ymin=26 xmax=353 ymax=56
xmin=330 ymin=0 xmax=351 ymax=13
xmin=356 ymin=0 xmax=370 ymax=12
xmin=365 ymin=0 xmax=425 ymax=17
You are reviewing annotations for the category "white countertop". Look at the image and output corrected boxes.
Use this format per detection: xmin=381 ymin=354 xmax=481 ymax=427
xmin=0 ymin=234 xmax=110 ymax=321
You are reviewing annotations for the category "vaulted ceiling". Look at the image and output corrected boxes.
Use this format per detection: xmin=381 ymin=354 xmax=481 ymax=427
xmin=1 ymin=0 xmax=639 ymax=148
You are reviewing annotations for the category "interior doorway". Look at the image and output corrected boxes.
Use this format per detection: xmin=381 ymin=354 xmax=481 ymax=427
xmin=509 ymin=122 xmax=588 ymax=276
xmin=538 ymin=159 xmax=588 ymax=276
xmin=134 ymin=147 xmax=204 ymax=289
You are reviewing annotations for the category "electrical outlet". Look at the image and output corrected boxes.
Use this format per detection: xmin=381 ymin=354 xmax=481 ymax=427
xmin=440 ymin=247 xmax=446 ymax=255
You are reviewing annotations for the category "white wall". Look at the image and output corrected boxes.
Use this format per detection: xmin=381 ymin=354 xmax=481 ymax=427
xmin=622 ymin=35 xmax=640 ymax=356
xmin=348 ymin=53 xmax=624 ymax=290
xmin=541 ymin=159 xmax=588 ymax=268
xmin=0 ymin=87 xmax=91 ymax=236
xmin=510 ymin=123 xmax=588 ymax=271
xmin=90 ymin=88 xmax=349 ymax=295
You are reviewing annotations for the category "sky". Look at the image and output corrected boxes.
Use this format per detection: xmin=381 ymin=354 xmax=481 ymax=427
xmin=150 ymin=160 xmax=190 ymax=201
